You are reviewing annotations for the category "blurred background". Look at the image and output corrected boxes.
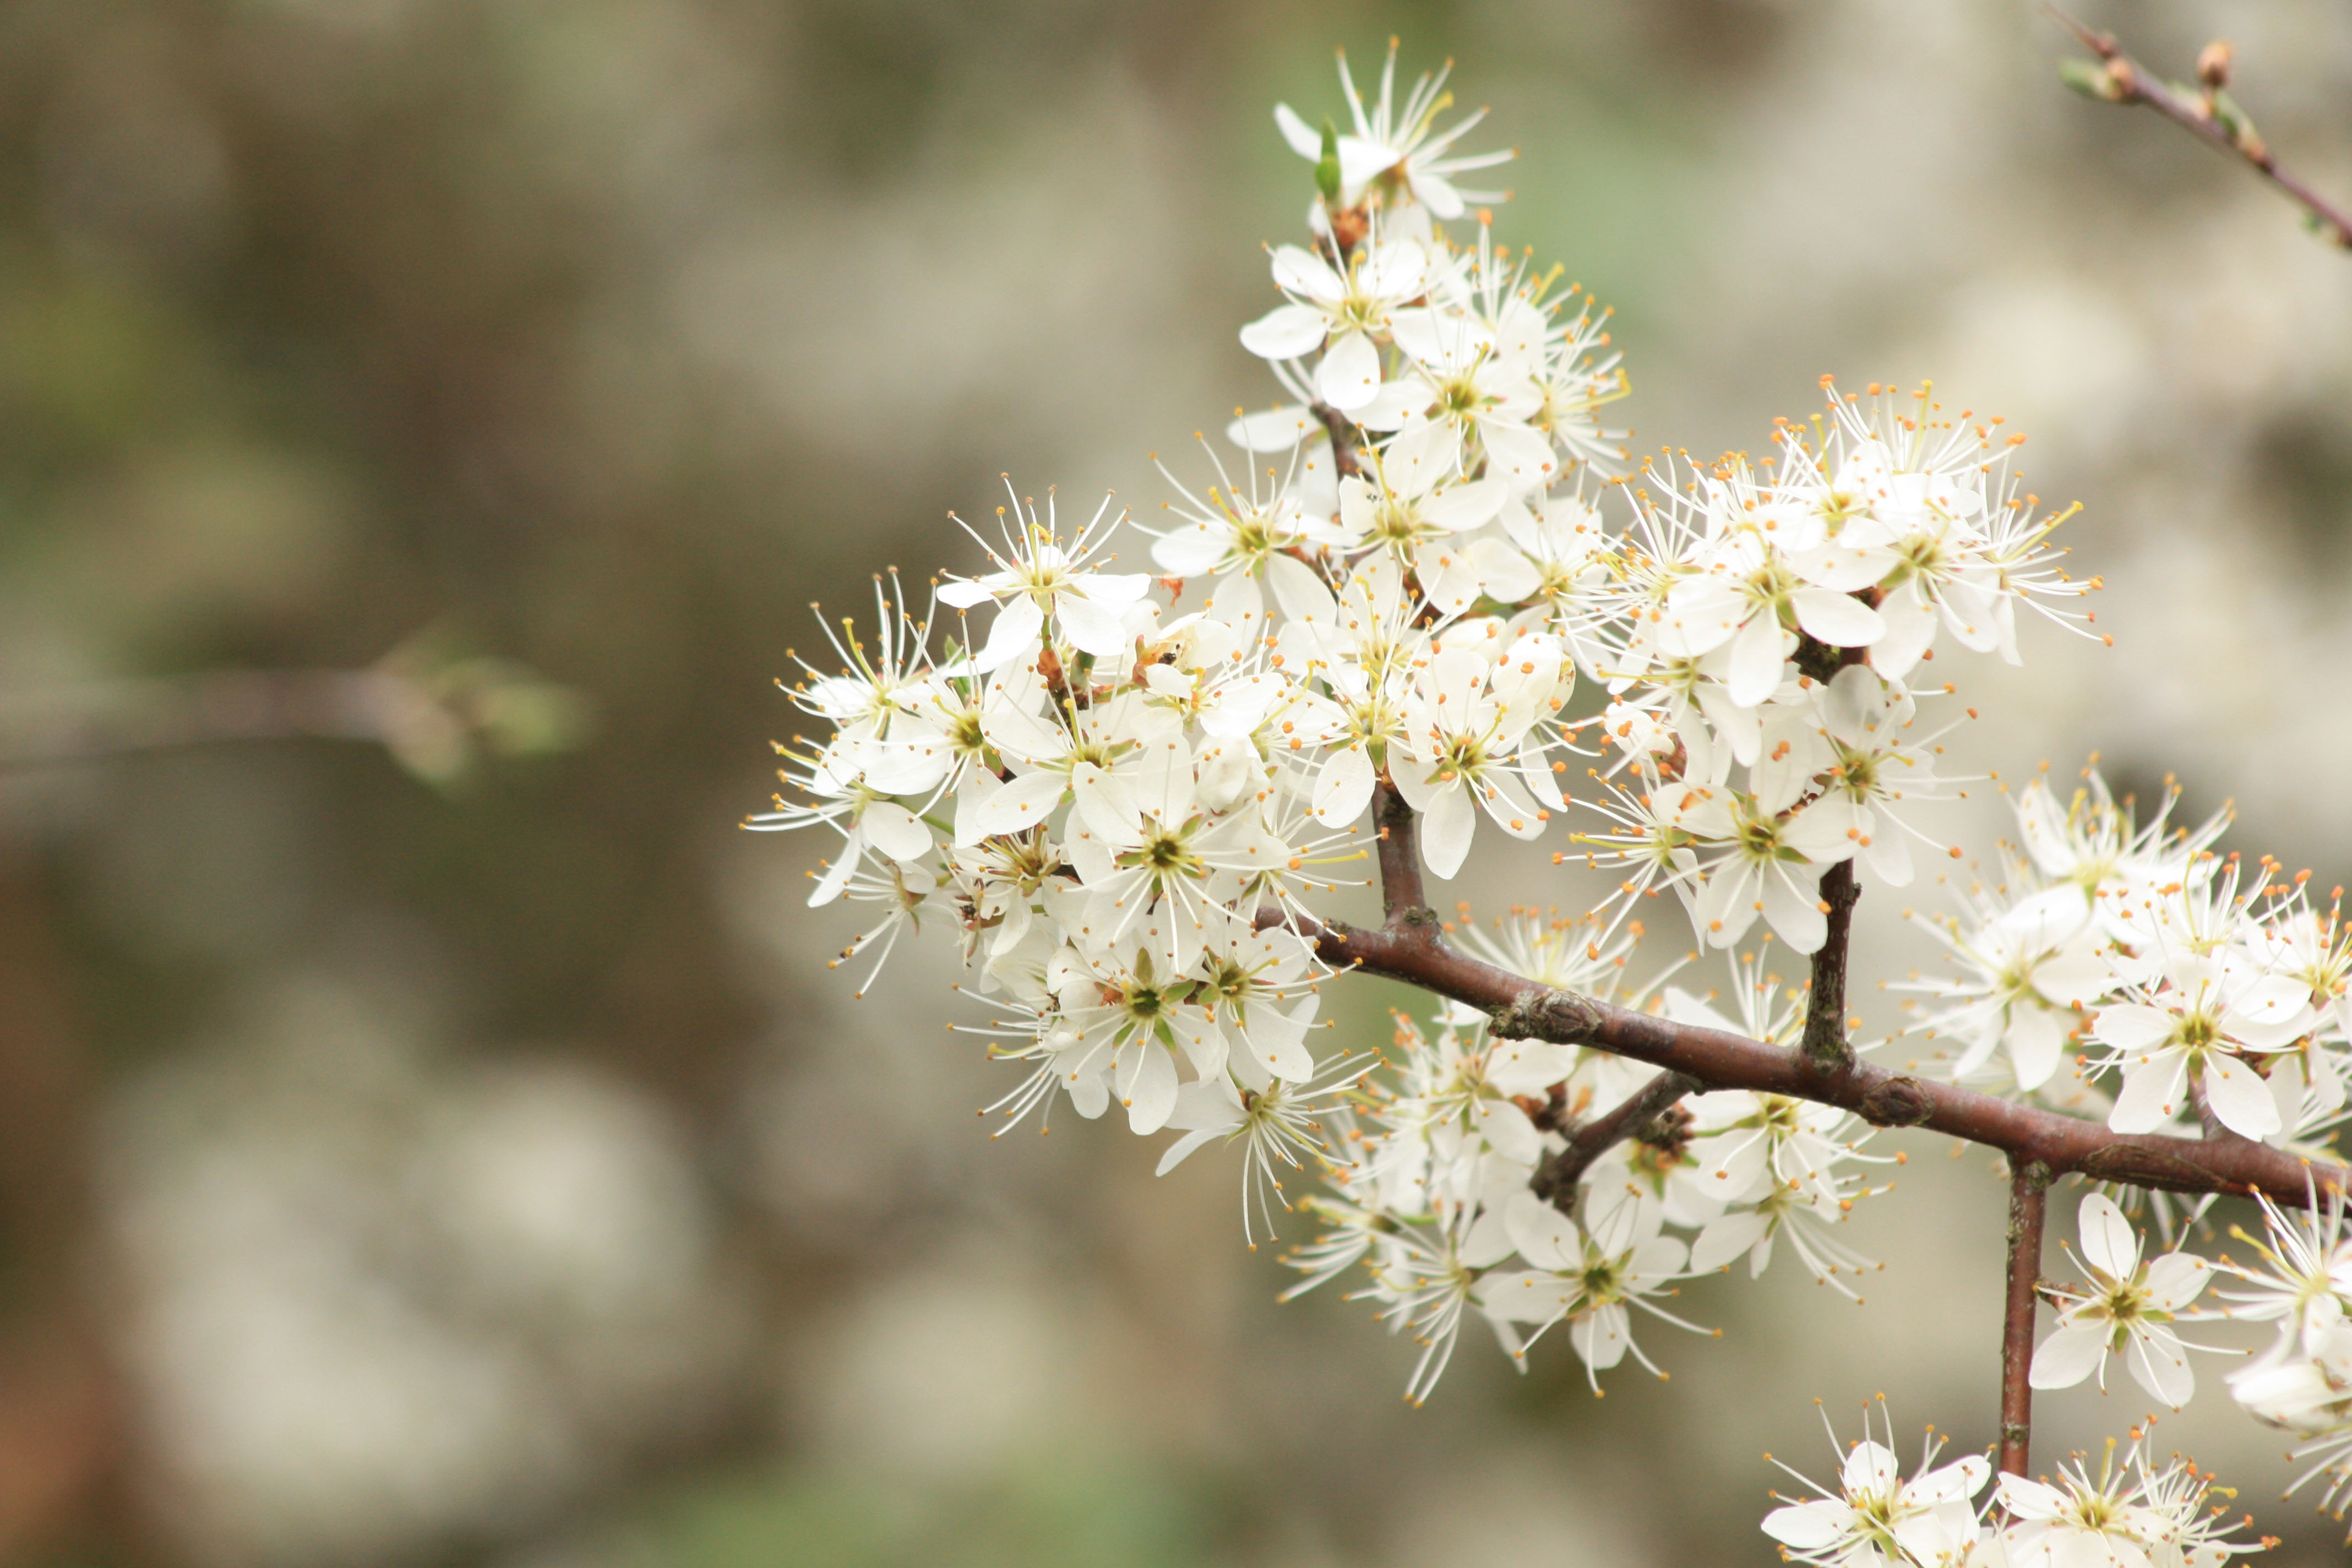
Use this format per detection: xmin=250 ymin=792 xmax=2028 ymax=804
xmin=1 ymin=0 xmax=2349 ymax=1563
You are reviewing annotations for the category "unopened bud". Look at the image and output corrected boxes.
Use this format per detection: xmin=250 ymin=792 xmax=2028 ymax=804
xmin=2058 ymin=57 xmax=2126 ymax=102
xmin=1315 ymin=117 xmax=1342 ymax=205
xmin=2196 ymin=39 xmax=2233 ymax=90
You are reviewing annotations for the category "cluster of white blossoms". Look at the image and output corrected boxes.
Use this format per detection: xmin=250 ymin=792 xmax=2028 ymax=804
xmin=756 ymin=41 xmax=2345 ymax=1560
xmin=2218 ymin=1185 xmax=2352 ymax=1523
xmin=1901 ymin=775 xmax=2352 ymax=1148
xmin=1767 ymin=1405 xmax=2262 ymax=1568
xmin=1276 ymin=930 xmax=1889 ymax=1402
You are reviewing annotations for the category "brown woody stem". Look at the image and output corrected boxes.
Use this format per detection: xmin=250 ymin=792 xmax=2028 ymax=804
xmin=1999 ymin=1163 xmax=2052 ymax=1477
xmin=1312 ymin=402 xmax=1364 ymax=480
xmin=1257 ymin=907 xmax=2349 ymax=1207
xmin=1802 ymin=861 xmax=1860 ymax=1068
xmin=1531 ymin=1069 xmax=1701 ymax=1211
xmin=1373 ymin=781 xmax=1434 ymax=935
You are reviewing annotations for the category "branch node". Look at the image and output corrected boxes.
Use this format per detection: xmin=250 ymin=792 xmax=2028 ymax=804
xmin=1858 ymin=1074 xmax=1935 ymax=1129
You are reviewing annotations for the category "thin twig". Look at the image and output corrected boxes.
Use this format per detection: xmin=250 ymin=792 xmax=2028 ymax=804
xmin=0 ymin=671 xmax=460 ymax=770
xmin=1531 ymin=1069 xmax=1701 ymax=1211
xmin=2047 ymin=7 xmax=2352 ymax=249
xmin=0 ymin=663 xmax=585 ymax=782
xmin=1801 ymin=861 xmax=1860 ymax=1069
xmin=1999 ymin=1162 xmax=2051 ymax=1477
xmin=1257 ymin=906 xmax=2350 ymax=1207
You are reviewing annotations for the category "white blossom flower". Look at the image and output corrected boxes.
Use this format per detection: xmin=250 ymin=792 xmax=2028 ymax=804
xmin=1477 ymin=1190 xmax=1701 ymax=1392
xmin=1678 ymin=787 xmax=1862 ymax=954
xmin=1238 ymin=230 xmax=1428 ymax=413
xmin=1154 ymin=1050 xmax=1373 ymax=1247
xmin=1995 ymin=1435 xmax=2258 ymax=1568
xmin=2030 ymin=1194 xmax=2216 ymax=1409
xmin=1389 ymin=636 xmax=1568 ymax=877
xmin=2218 ymin=1183 xmax=2352 ymax=1361
xmin=1272 ymin=42 xmax=1513 ymax=218
xmin=2091 ymin=950 xmax=2314 ymax=1141
xmin=938 ymin=484 xmax=1153 ymax=672
xmin=1761 ymin=1403 xmax=1989 ymax=1568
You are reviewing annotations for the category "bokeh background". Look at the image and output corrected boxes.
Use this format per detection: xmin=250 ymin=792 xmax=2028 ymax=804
xmin=2 ymin=1 xmax=2350 ymax=1564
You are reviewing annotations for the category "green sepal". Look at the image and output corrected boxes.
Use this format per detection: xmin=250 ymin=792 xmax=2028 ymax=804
xmin=2057 ymin=57 xmax=2119 ymax=101
xmin=1315 ymin=117 xmax=1342 ymax=205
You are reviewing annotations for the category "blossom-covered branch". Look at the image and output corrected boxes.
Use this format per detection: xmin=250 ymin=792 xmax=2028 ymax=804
xmin=758 ymin=37 xmax=2352 ymax=1550
xmin=1267 ymin=906 xmax=2350 ymax=1206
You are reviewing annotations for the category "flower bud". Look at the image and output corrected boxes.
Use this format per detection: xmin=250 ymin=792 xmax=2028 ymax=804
xmin=2195 ymin=38 xmax=2232 ymax=90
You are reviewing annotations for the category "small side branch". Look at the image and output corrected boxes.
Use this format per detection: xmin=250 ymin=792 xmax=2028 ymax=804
xmin=1531 ymin=1069 xmax=1700 ymax=1212
xmin=1372 ymin=782 xmax=1433 ymax=935
xmin=2049 ymin=7 xmax=2352 ymax=249
xmin=1999 ymin=1162 xmax=2052 ymax=1478
xmin=1801 ymin=861 xmax=1859 ymax=1068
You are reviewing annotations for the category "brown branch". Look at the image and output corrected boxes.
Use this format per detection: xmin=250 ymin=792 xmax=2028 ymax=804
xmin=1311 ymin=401 xmax=1364 ymax=480
xmin=1801 ymin=861 xmax=1859 ymax=1069
xmin=1531 ymin=1069 xmax=1701 ymax=1211
xmin=2048 ymin=8 xmax=2352 ymax=249
xmin=1999 ymin=1162 xmax=2051 ymax=1478
xmin=1264 ymin=908 xmax=2350 ymax=1207
xmin=1371 ymin=781 xmax=1434 ymax=934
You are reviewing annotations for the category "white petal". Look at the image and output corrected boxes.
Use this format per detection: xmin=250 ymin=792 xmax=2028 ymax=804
xmin=1570 ymin=1302 xmax=1629 ymax=1370
xmin=1271 ymin=102 xmax=1322 ymax=160
xmin=2143 ymin=1252 xmax=2210 ymax=1311
xmin=2075 ymin=1194 xmax=2138 ymax=1281
xmin=1312 ymin=744 xmax=1376 ymax=828
xmin=1690 ymin=1209 xmax=1770 ymax=1273
xmin=1119 ymin=1042 xmax=1178 ymax=1134
xmin=1503 ymin=1189 xmax=1579 ymax=1271
xmin=2202 ymin=1051 xmax=2283 ymax=1139
xmin=973 ymin=593 xmax=1046 ymax=672
xmin=1226 ymin=405 xmax=1315 ymax=453
xmin=1841 ymin=1440 xmax=1901 ymax=1497
xmin=1239 ymin=302 xmax=1330 ymax=361
xmin=2028 ymin=1322 xmax=2109 ymax=1390
xmin=1479 ymin=419 xmax=1559 ymax=492
xmin=2090 ymin=1004 xmax=2173 ymax=1053
xmin=1420 ymin=785 xmax=1476 ymax=879
xmin=1760 ymin=864 xmax=1828 ymax=955
xmin=859 ymin=801 xmax=932 ymax=863
xmin=1057 ymin=590 xmax=1136 ymax=659
xmin=1790 ymin=586 xmax=1886 ymax=647
xmin=1762 ymin=1502 xmax=1855 ymax=1551
xmin=1154 ymin=1126 xmax=1224 ymax=1176
xmin=1316 ymin=329 xmax=1383 ymax=412
xmin=2108 ymin=1052 xmax=2187 ymax=1134
xmin=1725 ymin=612 xmax=1790 ymax=708
xmin=972 ymin=769 xmax=1069 ymax=836
xmin=2125 ymin=1329 xmax=2195 ymax=1409
xmin=2006 ymin=1006 xmax=2065 ymax=1092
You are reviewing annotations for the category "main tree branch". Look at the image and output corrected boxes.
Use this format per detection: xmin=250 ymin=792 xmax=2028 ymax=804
xmin=1998 ymin=1162 xmax=2051 ymax=1477
xmin=1263 ymin=910 xmax=2349 ymax=1208
xmin=2049 ymin=8 xmax=2352 ymax=250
